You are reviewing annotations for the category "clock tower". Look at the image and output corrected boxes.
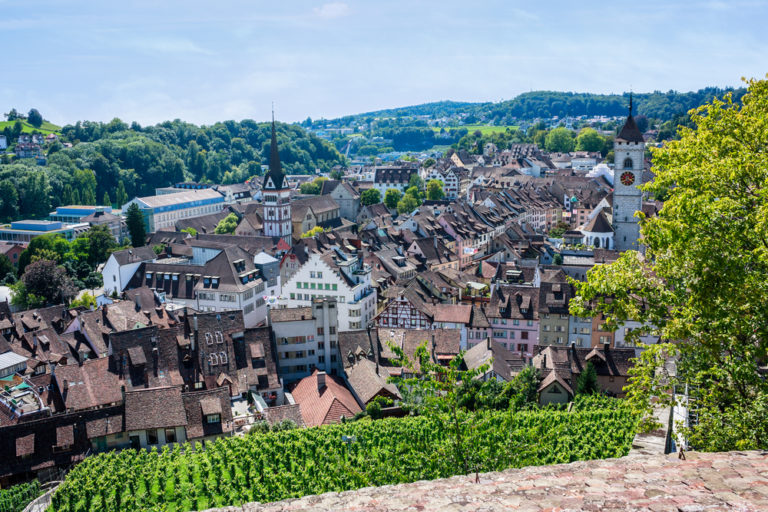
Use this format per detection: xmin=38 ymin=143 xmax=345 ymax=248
xmin=262 ymin=112 xmax=292 ymax=244
xmin=612 ymin=94 xmax=644 ymax=252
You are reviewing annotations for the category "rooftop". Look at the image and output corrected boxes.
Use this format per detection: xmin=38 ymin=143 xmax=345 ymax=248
xmin=212 ymin=451 xmax=768 ymax=511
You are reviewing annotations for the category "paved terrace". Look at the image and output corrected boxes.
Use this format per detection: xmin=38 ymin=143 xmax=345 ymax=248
xmin=206 ymin=451 xmax=768 ymax=512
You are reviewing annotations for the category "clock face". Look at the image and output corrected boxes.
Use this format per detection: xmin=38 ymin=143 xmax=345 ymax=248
xmin=620 ymin=171 xmax=635 ymax=186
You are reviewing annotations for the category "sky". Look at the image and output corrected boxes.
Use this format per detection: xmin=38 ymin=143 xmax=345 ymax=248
xmin=1 ymin=0 xmax=766 ymax=126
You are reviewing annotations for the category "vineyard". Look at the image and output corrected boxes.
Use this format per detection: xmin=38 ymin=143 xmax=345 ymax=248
xmin=0 ymin=481 xmax=42 ymax=512
xmin=50 ymin=400 xmax=637 ymax=512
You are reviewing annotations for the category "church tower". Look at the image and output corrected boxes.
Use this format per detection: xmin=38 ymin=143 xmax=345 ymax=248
xmin=262 ymin=113 xmax=292 ymax=244
xmin=612 ymin=94 xmax=644 ymax=252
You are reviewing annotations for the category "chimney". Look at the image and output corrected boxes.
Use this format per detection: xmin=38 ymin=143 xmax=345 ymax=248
xmin=63 ymin=379 xmax=69 ymax=391
xmin=542 ymin=353 xmax=547 ymax=368
xmin=317 ymin=371 xmax=327 ymax=391
xmin=32 ymin=334 xmax=37 ymax=348
xmin=487 ymin=336 xmax=491 ymax=350
xmin=134 ymin=294 xmax=141 ymax=312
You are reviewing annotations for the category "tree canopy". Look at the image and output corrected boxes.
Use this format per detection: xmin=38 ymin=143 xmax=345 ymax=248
xmin=426 ymin=179 xmax=445 ymax=200
xmin=360 ymin=188 xmax=381 ymax=206
xmin=384 ymin=188 xmax=402 ymax=209
xmin=125 ymin=203 xmax=146 ymax=247
xmin=214 ymin=213 xmax=239 ymax=234
xmin=569 ymin=78 xmax=768 ymax=451
xmin=544 ymin=127 xmax=575 ymax=153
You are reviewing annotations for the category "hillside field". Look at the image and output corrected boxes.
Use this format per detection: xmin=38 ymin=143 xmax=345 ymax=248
xmin=0 ymin=119 xmax=61 ymax=135
xmin=432 ymin=124 xmax=518 ymax=136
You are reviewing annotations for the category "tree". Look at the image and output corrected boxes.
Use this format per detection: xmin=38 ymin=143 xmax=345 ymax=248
xmin=426 ymin=179 xmax=445 ymax=201
xmin=102 ymin=191 xmax=111 ymax=207
xmin=330 ymin=169 xmax=344 ymax=180
xmin=18 ymin=259 xmax=77 ymax=307
xmin=0 ymin=254 xmax=15 ymax=282
xmin=388 ymin=342 xmax=489 ymax=475
xmin=422 ymin=158 xmax=436 ymax=168
xmin=180 ymin=227 xmax=197 ymax=237
xmin=544 ymin=127 xmax=575 ymax=153
xmin=125 ymin=203 xmax=146 ymax=247
xmin=301 ymin=225 xmax=324 ymax=238
xmin=408 ymin=173 xmax=424 ymax=191
xmin=115 ymin=181 xmax=129 ymax=207
xmin=360 ymin=188 xmax=381 ymax=206
xmin=575 ymin=128 xmax=604 ymax=152
xmin=569 ymin=78 xmax=768 ymax=451
xmin=85 ymin=225 xmax=117 ymax=266
xmin=71 ymin=292 xmax=97 ymax=309
xmin=575 ymin=362 xmax=598 ymax=395
xmin=5 ymin=108 xmax=19 ymax=121
xmin=214 ymin=213 xmax=239 ymax=234
xmin=27 ymin=109 xmax=43 ymax=128
xmin=396 ymin=194 xmax=420 ymax=215
xmin=384 ymin=188 xmax=402 ymax=209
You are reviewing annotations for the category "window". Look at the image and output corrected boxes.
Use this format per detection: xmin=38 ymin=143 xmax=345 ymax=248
xmin=311 ymin=283 xmax=316 ymax=290
xmin=220 ymin=351 xmax=228 ymax=364
xmin=527 ymin=320 xmax=534 ymax=326
xmin=317 ymin=327 xmax=324 ymax=335
xmin=521 ymin=331 xmax=529 ymax=340
xmin=290 ymin=293 xmax=295 ymax=300
xmin=332 ymin=284 xmax=338 ymax=291
xmin=493 ymin=330 xmax=505 ymax=338
xmin=165 ymin=428 xmax=176 ymax=444
xmin=206 ymin=414 xmax=221 ymax=424
xmin=147 ymin=429 xmax=158 ymax=445
xmin=205 ymin=332 xmax=213 ymax=345
xmin=209 ymin=353 xmax=219 ymax=366
xmin=329 ymin=326 xmax=336 ymax=334
xmin=513 ymin=319 xmax=520 ymax=326
xmin=215 ymin=331 xmax=224 ymax=344
xmin=310 ymin=271 xmax=315 ymax=278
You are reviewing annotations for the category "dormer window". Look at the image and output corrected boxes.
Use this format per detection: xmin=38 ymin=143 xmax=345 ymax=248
xmin=220 ymin=351 xmax=228 ymax=364
xmin=215 ymin=331 xmax=224 ymax=344
xmin=209 ymin=353 xmax=219 ymax=366
xmin=205 ymin=332 xmax=213 ymax=345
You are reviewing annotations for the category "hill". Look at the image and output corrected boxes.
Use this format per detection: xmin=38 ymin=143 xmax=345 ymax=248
xmin=0 ymin=119 xmax=61 ymax=135
xmin=311 ymin=87 xmax=746 ymax=128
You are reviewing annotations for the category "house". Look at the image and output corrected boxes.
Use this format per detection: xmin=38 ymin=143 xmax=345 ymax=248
xmin=537 ymin=269 xmax=573 ymax=347
xmin=181 ymin=387 xmax=234 ymax=442
xmin=344 ymin=357 xmax=400 ymax=407
xmin=123 ymin=387 xmax=188 ymax=450
xmin=102 ymin=246 xmax=157 ymax=296
xmin=357 ymin=203 xmax=392 ymax=228
xmin=81 ymin=210 xmax=126 ymax=243
xmin=290 ymin=369 xmax=361 ymax=426
xmin=486 ymin=285 xmax=539 ymax=358
xmin=270 ymin=298 xmax=341 ymax=383
xmin=372 ymin=167 xmax=417 ymax=196
xmin=532 ymin=345 xmax=635 ymax=404
xmin=463 ymin=338 xmax=525 ymax=382
xmin=323 ymin=181 xmax=361 ymax=221
xmin=280 ymin=247 xmax=376 ymax=331
xmin=0 ymin=242 xmax=25 ymax=266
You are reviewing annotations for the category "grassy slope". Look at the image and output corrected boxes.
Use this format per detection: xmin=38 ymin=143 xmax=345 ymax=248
xmin=0 ymin=119 xmax=61 ymax=135
xmin=432 ymin=124 xmax=518 ymax=136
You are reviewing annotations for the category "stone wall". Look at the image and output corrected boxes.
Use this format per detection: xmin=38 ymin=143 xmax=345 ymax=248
xmin=204 ymin=450 xmax=768 ymax=512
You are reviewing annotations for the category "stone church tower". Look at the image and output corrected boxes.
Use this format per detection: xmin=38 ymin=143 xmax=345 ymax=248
xmin=262 ymin=114 xmax=292 ymax=244
xmin=612 ymin=95 xmax=644 ymax=252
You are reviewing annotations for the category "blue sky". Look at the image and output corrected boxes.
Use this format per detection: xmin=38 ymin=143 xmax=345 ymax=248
xmin=1 ymin=0 xmax=766 ymax=126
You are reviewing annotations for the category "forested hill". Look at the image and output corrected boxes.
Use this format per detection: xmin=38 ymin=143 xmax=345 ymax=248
xmin=0 ymin=119 xmax=344 ymax=222
xmin=310 ymin=87 xmax=746 ymax=127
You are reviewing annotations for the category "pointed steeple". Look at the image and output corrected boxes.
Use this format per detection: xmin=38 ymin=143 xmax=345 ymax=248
xmin=616 ymin=92 xmax=644 ymax=143
xmin=264 ymin=108 xmax=285 ymax=190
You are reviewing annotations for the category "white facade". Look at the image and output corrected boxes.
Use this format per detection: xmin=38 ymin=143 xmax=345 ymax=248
xmin=122 ymin=189 xmax=225 ymax=233
xmin=612 ymin=138 xmax=644 ymax=251
xmin=262 ymin=186 xmax=292 ymax=243
xmin=272 ymin=299 xmax=341 ymax=383
xmin=281 ymin=252 xmax=376 ymax=332
xmin=102 ymin=252 xmax=155 ymax=296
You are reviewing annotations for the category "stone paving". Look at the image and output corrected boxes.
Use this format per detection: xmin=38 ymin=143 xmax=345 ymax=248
xmin=205 ymin=450 xmax=768 ymax=512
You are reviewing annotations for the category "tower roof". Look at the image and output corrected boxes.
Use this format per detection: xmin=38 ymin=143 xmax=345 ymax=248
xmin=616 ymin=94 xmax=645 ymax=143
xmin=583 ymin=210 xmax=614 ymax=233
xmin=263 ymin=114 xmax=286 ymax=190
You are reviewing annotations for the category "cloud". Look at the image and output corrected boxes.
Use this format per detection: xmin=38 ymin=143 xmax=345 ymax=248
xmin=313 ymin=2 xmax=350 ymax=19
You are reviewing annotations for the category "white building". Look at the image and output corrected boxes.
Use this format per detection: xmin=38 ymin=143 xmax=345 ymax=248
xmin=102 ymin=246 xmax=157 ymax=296
xmin=122 ymin=188 xmax=226 ymax=233
xmin=280 ymin=249 xmax=376 ymax=332
xmin=270 ymin=299 xmax=342 ymax=383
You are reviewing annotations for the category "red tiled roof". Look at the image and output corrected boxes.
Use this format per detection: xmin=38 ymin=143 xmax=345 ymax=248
xmin=291 ymin=370 xmax=361 ymax=427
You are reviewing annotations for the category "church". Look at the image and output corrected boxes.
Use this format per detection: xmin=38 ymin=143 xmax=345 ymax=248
xmin=262 ymin=114 xmax=293 ymax=244
xmin=611 ymin=95 xmax=645 ymax=252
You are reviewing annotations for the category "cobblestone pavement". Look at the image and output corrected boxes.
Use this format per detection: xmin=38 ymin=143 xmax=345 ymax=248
xmin=205 ymin=451 xmax=768 ymax=512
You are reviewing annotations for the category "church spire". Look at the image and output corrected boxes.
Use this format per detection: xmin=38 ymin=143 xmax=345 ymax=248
xmin=628 ymin=92 xmax=633 ymax=118
xmin=264 ymin=107 xmax=285 ymax=190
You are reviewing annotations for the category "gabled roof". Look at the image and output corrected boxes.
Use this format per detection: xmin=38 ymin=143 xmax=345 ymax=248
xmin=582 ymin=211 xmax=614 ymax=233
xmin=291 ymin=369 xmax=362 ymax=426
xmin=110 ymin=246 xmax=156 ymax=266
xmin=124 ymin=387 xmax=187 ymax=431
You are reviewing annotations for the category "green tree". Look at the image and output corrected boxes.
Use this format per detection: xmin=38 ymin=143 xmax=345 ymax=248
xmin=384 ymin=188 xmax=402 ymax=209
xmin=544 ymin=127 xmax=575 ymax=153
xmin=102 ymin=191 xmax=111 ymax=207
xmin=569 ymin=78 xmax=768 ymax=451
xmin=27 ymin=109 xmax=43 ymax=128
xmin=115 ymin=181 xmax=129 ymax=207
xmin=0 ymin=180 xmax=19 ymax=222
xmin=17 ymin=259 xmax=77 ymax=307
xmin=5 ymin=108 xmax=19 ymax=121
xmin=301 ymin=225 xmax=324 ymax=238
xmin=180 ymin=227 xmax=197 ymax=237
xmin=396 ymin=194 xmax=420 ymax=215
xmin=214 ymin=213 xmax=239 ymax=234
xmin=0 ymin=254 xmax=15 ymax=282
xmin=388 ymin=342 xmax=489 ymax=475
xmin=360 ymin=188 xmax=381 ymax=206
xmin=426 ymin=179 xmax=445 ymax=200
xmin=125 ymin=203 xmax=147 ymax=247
xmin=408 ymin=173 xmax=424 ymax=190
xmin=575 ymin=362 xmax=599 ymax=395
xmin=71 ymin=292 xmax=97 ymax=309
xmin=84 ymin=225 xmax=117 ymax=266
xmin=575 ymin=128 xmax=604 ymax=152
